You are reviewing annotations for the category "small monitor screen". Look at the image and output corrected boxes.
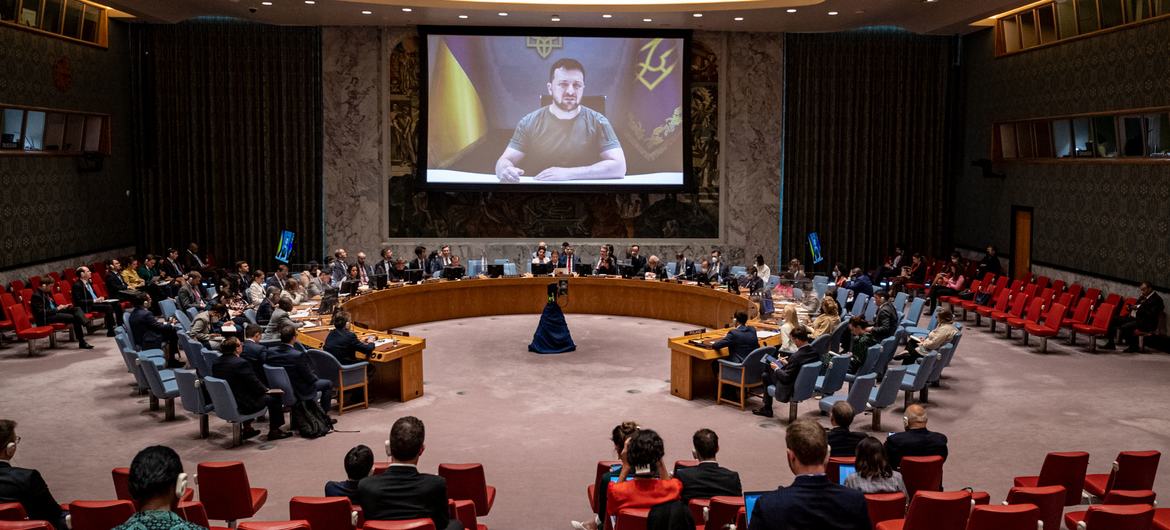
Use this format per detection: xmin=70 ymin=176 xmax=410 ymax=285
xmin=442 ymin=266 xmax=466 ymax=281
xmin=275 ymin=230 xmax=295 ymax=263
xmin=838 ymin=464 xmax=857 ymax=485
xmin=807 ymin=232 xmax=824 ymax=265
xmin=743 ymin=491 xmax=768 ymax=525
xmin=532 ymin=262 xmax=554 ymax=275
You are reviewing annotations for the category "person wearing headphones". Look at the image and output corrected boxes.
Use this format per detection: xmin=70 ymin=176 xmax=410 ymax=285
xmin=355 ymin=416 xmax=460 ymax=530
xmin=112 ymin=445 xmax=202 ymax=529
xmin=0 ymin=420 xmax=66 ymax=530
xmin=883 ymin=404 xmax=948 ymax=471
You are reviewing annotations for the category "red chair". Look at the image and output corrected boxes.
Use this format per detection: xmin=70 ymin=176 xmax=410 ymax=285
xmin=900 ymin=456 xmax=944 ymax=499
xmin=7 ymin=304 xmax=54 ymax=355
xmin=874 ymin=490 xmax=972 ymax=530
xmin=864 ymin=492 xmax=907 ymax=528
xmin=1004 ymin=485 xmax=1065 ymax=530
xmin=1154 ymin=508 xmax=1170 ymax=530
xmin=7 ymin=281 xmax=24 ymax=294
xmin=363 ymin=520 xmax=436 ymax=530
xmin=1103 ymin=489 xmax=1158 ymax=504
xmin=1023 ymin=302 xmax=1066 ymax=352
xmin=176 ymin=501 xmax=229 ymax=530
xmin=1072 ymin=303 xmax=1116 ymax=352
xmin=673 ymin=460 xmax=700 ymax=475
xmin=1063 ymin=504 xmax=1154 ymax=530
xmin=1012 ymin=451 xmax=1089 ymax=506
xmin=237 ymin=522 xmax=310 ymax=530
xmin=615 ymin=507 xmax=649 ymax=530
xmin=990 ymin=293 xmax=1028 ymax=334
xmin=704 ymin=496 xmax=743 ymax=530
xmin=1004 ymin=297 xmax=1044 ymax=340
xmin=289 ymin=496 xmax=358 ymax=530
xmin=0 ymin=522 xmax=53 ymax=530
xmin=587 ymin=460 xmax=621 ymax=513
xmin=372 ymin=462 xmax=390 ymax=475
xmin=67 ymin=500 xmax=136 ymax=530
xmin=0 ymin=504 xmax=26 ymax=520
xmin=1050 ymin=279 xmax=1066 ymax=296
xmin=437 ymin=464 xmax=495 ymax=517
xmin=826 ymin=456 xmax=856 ymax=484
xmin=196 ymin=462 xmax=268 ymax=526
xmin=964 ymin=504 xmax=1040 ymax=530
xmin=686 ymin=499 xmax=709 ymax=529
xmin=941 ymin=280 xmax=980 ymax=313
xmin=27 ymin=277 xmax=42 ymax=290
xmin=1061 ymin=296 xmax=1093 ymax=335
xmin=1067 ymin=283 xmax=1084 ymax=301
xmin=1083 ymin=450 xmax=1161 ymax=499
xmin=448 ymin=499 xmax=485 ymax=530
xmin=974 ymin=289 xmax=1011 ymax=327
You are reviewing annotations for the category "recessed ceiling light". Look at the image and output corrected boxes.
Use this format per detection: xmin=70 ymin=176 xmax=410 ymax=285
xmin=828 ymin=11 xmax=839 ymax=15
xmin=692 ymin=13 xmax=703 ymax=17
xmin=458 ymin=14 xmax=468 ymax=19
xmin=498 ymin=12 xmax=508 ymax=16
xmin=303 ymin=0 xmax=314 ymax=4
xmin=551 ymin=15 xmax=560 ymax=21
xmin=602 ymin=14 xmax=612 ymax=18
xmin=643 ymin=18 xmax=652 ymax=22
xmin=261 ymin=1 xmax=272 ymax=4
xmin=786 ymin=8 xmax=797 ymax=13
xmin=401 ymin=7 xmax=411 ymax=12
xmin=733 ymin=16 xmax=744 ymax=21
xmin=361 ymin=10 xmax=372 ymax=15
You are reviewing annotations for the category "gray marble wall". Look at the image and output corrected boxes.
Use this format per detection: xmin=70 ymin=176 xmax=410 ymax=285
xmin=321 ymin=28 xmax=783 ymax=269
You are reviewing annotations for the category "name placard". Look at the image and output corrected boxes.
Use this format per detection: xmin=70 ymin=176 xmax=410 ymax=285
xmin=683 ymin=328 xmax=706 ymax=336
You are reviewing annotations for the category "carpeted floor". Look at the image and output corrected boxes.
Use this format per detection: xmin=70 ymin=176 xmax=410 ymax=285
xmin=1 ymin=312 xmax=1168 ymax=529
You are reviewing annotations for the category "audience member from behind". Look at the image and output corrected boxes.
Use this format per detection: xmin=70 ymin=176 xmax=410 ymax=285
xmin=357 ymin=416 xmax=460 ymax=530
xmin=128 ymin=294 xmax=182 ymax=368
xmin=111 ymin=445 xmax=202 ymax=530
xmin=827 ymin=402 xmax=867 ymax=457
xmin=572 ymin=421 xmax=640 ymax=530
xmin=711 ymin=311 xmax=759 ymax=363
xmin=810 ymin=297 xmax=840 ymax=338
xmin=325 ymin=444 xmax=373 ymax=502
xmin=241 ymin=324 xmax=269 ymax=383
xmin=884 ymin=404 xmax=948 ymax=470
xmin=0 ymin=420 xmax=65 ymax=530
xmin=870 ymin=290 xmax=898 ymax=340
xmin=675 ymin=429 xmax=742 ymax=502
xmin=754 ymin=327 xmax=818 ymax=418
xmin=844 ymin=437 xmax=906 ymax=495
xmin=261 ymin=297 xmax=302 ymax=342
xmin=748 ymin=421 xmax=870 ymax=530
xmin=212 ymin=337 xmax=290 ymax=441
xmin=895 ymin=309 xmax=958 ymax=365
xmin=324 ymin=311 xmax=376 ymax=365
xmin=266 ymin=325 xmax=335 ymax=420
xmin=777 ymin=305 xmax=800 ymax=352
xmin=605 ymin=429 xmax=682 ymax=521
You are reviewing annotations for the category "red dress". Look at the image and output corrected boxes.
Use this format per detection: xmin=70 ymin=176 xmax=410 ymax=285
xmin=606 ymin=477 xmax=683 ymax=518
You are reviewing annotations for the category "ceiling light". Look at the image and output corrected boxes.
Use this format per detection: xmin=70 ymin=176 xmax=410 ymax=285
xmin=828 ymin=11 xmax=839 ymax=15
xmin=692 ymin=13 xmax=702 ymax=17
xmin=551 ymin=15 xmax=560 ymax=21
xmin=602 ymin=14 xmax=612 ymax=18
xmin=498 ymin=12 xmax=508 ymax=16
xmin=304 ymin=0 xmax=314 ymax=4
xmin=458 ymin=14 xmax=468 ymax=19
xmin=261 ymin=1 xmax=272 ymax=4
xmin=401 ymin=7 xmax=411 ymax=12
xmin=786 ymin=8 xmax=797 ymax=13
xmin=643 ymin=18 xmax=652 ymax=22
xmin=361 ymin=10 xmax=372 ymax=15
xmin=733 ymin=16 xmax=744 ymax=21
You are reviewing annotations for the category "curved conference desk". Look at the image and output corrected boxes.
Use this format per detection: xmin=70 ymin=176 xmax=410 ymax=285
xmin=299 ymin=276 xmax=766 ymax=404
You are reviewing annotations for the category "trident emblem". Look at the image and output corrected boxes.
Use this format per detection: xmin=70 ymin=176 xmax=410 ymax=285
xmin=636 ymin=38 xmax=677 ymax=91
xmin=526 ymin=36 xmax=563 ymax=59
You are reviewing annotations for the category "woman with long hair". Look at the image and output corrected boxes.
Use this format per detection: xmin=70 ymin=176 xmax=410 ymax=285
xmin=844 ymin=436 xmax=906 ymax=494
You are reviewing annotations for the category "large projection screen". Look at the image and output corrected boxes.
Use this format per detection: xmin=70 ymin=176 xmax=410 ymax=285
xmin=419 ymin=27 xmax=692 ymax=192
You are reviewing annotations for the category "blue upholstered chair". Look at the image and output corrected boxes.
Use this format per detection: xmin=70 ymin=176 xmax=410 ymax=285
xmin=850 ymin=293 xmax=870 ymax=319
xmin=864 ymin=297 xmax=878 ymax=321
xmin=120 ymin=348 xmax=152 ymax=394
xmin=767 ymin=275 xmax=782 ymax=291
xmin=503 ymin=263 xmax=518 ymax=276
xmin=815 ymin=353 xmax=851 ymax=396
xmin=867 ymin=366 xmax=908 ymax=431
xmin=716 ymin=346 xmax=772 ymax=410
xmin=892 ymin=292 xmax=910 ymax=319
xmin=178 ymin=332 xmax=208 ymax=376
xmin=174 ymin=310 xmax=193 ymax=332
xmin=185 ymin=307 xmax=198 ymax=320
xmin=243 ymin=308 xmax=258 ymax=325
xmin=138 ymin=352 xmax=179 ymax=421
xmin=828 ymin=320 xmax=851 ymax=354
xmin=900 ymin=352 xmax=939 ymax=409
xmin=836 ymin=289 xmax=850 ymax=312
xmin=767 ymin=361 xmax=822 ymax=422
xmin=901 ymin=299 xmax=929 ymax=330
xmin=814 ymin=281 xmax=828 ymax=299
xmin=845 ymin=344 xmax=883 ymax=386
xmin=306 ymin=349 xmax=369 ymax=414
xmin=206 ymin=286 xmax=218 ymax=301
xmin=174 ymin=369 xmax=213 ymax=438
xmin=908 ymin=342 xmax=958 ymax=403
xmin=874 ymin=335 xmax=900 ymax=379
xmin=792 ymin=287 xmax=805 ymax=302
xmin=203 ymin=376 xmax=267 ymax=447
xmin=819 ymin=372 xmax=876 ymax=415
xmin=158 ymin=299 xmax=178 ymax=319
xmin=811 ymin=334 xmax=831 ymax=360
xmin=201 ymin=349 xmax=221 ymax=374
xmin=666 ymin=262 xmax=677 ymax=277
xmin=730 ymin=266 xmax=747 ymax=278
xmin=813 ymin=275 xmax=830 ymax=286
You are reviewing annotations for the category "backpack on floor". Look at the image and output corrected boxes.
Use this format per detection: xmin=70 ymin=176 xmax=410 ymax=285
xmin=291 ymin=399 xmax=331 ymax=439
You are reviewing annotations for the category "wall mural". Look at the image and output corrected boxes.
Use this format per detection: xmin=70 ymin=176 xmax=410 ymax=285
xmin=386 ymin=34 xmax=720 ymax=239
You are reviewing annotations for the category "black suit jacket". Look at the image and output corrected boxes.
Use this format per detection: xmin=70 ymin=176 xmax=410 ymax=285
xmin=71 ymin=280 xmax=101 ymax=312
xmin=241 ymin=340 xmax=270 ymax=384
xmin=266 ymin=343 xmax=323 ymax=400
xmin=29 ymin=291 xmax=59 ymax=327
xmin=324 ymin=328 xmax=375 ymax=365
xmin=161 ymin=258 xmax=184 ymax=279
xmin=629 ymin=255 xmax=648 ymax=275
xmin=0 ymin=462 xmax=65 ymax=530
xmin=712 ymin=325 xmax=760 ymax=363
xmin=594 ymin=256 xmax=618 ymax=276
xmin=871 ymin=302 xmax=899 ymax=340
xmin=1135 ymin=292 xmax=1165 ymax=331
xmin=211 ymin=354 xmax=269 ymax=414
xmin=356 ymin=466 xmax=458 ymax=530
xmin=748 ymin=475 xmax=870 ymax=530
xmin=675 ymin=462 xmax=742 ymax=502
xmin=771 ymin=344 xmax=820 ymax=402
xmin=828 ymin=427 xmax=868 ymax=457
xmin=885 ymin=428 xmax=949 ymax=470
xmin=673 ymin=259 xmax=696 ymax=279
xmin=105 ymin=271 xmax=129 ymax=293
xmin=129 ymin=307 xmax=176 ymax=349
xmin=644 ymin=264 xmax=667 ymax=279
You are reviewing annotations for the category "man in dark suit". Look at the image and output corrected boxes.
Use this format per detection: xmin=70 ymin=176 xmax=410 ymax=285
xmin=827 ymin=402 xmax=867 ymax=457
xmin=373 ymin=248 xmax=396 ymax=282
xmin=748 ymin=421 xmax=870 ymax=530
xmin=672 ymin=252 xmax=696 ymax=280
xmin=176 ymin=272 xmax=207 ymax=313
xmin=593 ymin=245 xmax=618 ymax=275
xmin=356 ymin=416 xmax=460 ymax=530
xmin=72 ymin=266 xmax=118 ymax=336
xmin=161 ymin=248 xmax=185 ymax=280
xmin=869 ymin=290 xmax=899 ymax=341
xmin=627 ymin=245 xmax=648 ymax=276
xmin=29 ymin=281 xmax=92 ymax=349
xmin=408 ymin=246 xmax=430 ymax=274
xmin=754 ymin=327 xmax=818 ymax=418
xmin=712 ymin=311 xmax=759 ymax=363
xmin=266 ymin=325 xmax=335 ymax=417
xmin=212 ymin=337 xmax=290 ymax=441
xmin=675 ymin=429 xmax=742 ymax=502
xmin=182 ymin=242 xmax=209 ymax=275
xmin=128 ymin=295 xmax=182 ymax=368
xmin=0 ymin=419 xmax=67 ymax=530
xmin=330 ymin=249 xmax=350 ymax=286
xmin=884 ymin=404 xmax=948 ymax=470
xmin=104 ymin=259 xmax=135 ymax=301
xmin=241 ymin=324 xmax=270 ymax=385
xmin=707 ymin=250 xmax=726 ymax=283
xmin=232 ymin=261 xmax=252 ymax=298
xmin=842 ymin=267 xmax=874 ymax=304
xmin=642 ymin=256 xmax=668 ymax=280
xmin=1104 ymin=281 xmax=1165 ymax=352
xmin=326 ymin=445 xmax=373 ymax=502
xmin=324 ymin=311 xmax=376 ymax=365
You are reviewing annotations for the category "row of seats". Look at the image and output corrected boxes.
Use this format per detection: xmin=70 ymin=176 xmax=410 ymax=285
xmin=0 ymin=267 xmax=126 ymax=355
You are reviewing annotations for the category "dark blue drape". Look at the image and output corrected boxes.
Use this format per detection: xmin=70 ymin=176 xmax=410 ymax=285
xmin=529 ymin=301 xmax=576 ymax=354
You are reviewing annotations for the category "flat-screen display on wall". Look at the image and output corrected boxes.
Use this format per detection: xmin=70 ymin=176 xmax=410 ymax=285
xmin=419 ymin=27 xmax=691 ymax=192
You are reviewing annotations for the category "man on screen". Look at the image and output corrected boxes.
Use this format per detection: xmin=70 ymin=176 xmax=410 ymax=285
xmin=495 ymin=58 xmax=627 ymax=182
